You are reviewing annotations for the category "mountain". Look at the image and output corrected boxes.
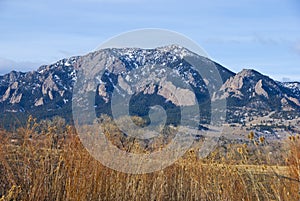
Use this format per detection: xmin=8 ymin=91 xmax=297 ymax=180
xmin=0 ymin=57 xmax=78 ymax=126
xmin=281 ymin=82 xmax=300 ymax=99
xmin=0 ymin=45 xmax=299 ymax=128
xmin=215 ymin=69 xmax=300 ymax=123
xmin=219 ymin=69 xmax=299 ymax=108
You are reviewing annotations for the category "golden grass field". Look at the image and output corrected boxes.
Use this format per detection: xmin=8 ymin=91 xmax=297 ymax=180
xmin=0 ymin=116 xmax=300 ymax=201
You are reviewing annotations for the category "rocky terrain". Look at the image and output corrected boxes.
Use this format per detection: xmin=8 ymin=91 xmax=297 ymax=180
xmin=0 ymin=45 xmax=299 ymax=130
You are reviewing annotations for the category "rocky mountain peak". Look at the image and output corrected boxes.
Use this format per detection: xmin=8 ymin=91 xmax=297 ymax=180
xmin=239 ymin=68 xmax=260 ymax=76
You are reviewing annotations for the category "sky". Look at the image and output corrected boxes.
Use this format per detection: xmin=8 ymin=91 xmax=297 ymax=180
xmin=0 ymin=0 xmax=300 ymax=82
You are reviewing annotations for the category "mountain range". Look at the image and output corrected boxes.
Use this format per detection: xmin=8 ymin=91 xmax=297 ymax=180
xmin=0 ymin=45 xmax=299 ymax=128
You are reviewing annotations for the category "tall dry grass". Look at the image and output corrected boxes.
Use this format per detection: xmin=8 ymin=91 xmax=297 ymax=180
xmin=0 ymin=116 xmax=299 ymax=201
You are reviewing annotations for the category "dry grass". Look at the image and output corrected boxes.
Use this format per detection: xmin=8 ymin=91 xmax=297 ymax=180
xmin=0 ymin=117 xmax=299 ymax=201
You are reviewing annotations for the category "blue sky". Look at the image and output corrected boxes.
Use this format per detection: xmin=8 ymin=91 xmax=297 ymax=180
xmin=0 ymin=0 xmax=300 ymax=81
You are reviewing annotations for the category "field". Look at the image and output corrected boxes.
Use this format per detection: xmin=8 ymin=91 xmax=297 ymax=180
xmin=0 ymin=117 xmax=300 ymax=201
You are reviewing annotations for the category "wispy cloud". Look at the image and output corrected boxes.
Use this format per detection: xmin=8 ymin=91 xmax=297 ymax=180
xmin=205 ymin=35 xmax=291 ymax=46
xmin=293 ymin=42 xmax=300 ymax=56
xmin=0 ymin=58 xmax=41 ymax=75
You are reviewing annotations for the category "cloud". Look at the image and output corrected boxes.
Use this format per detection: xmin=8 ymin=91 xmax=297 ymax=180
xmin=0 ymin=58 xmax=42 ymax=75
xmin=205 ymin=35 xmax=289 ymax=46
xmin=278 ymin=75 xmax=300 ymax=82
xmin=204 ymin=36 xmax=253 ymax=44
xmin=294 ymin=42 xmax=300 ymax=55
xmin=281 ymin=77 xmax=292 ymax=82
xmin=253 ymin=35 xmax=283 ymax=46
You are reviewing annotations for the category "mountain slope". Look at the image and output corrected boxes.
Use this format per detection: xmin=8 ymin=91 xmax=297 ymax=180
xmin=0 ymin=45 xmax=299 ymax=128
xmin=281 ymin=82 xmax=300 ymax=99
xmin=219 ymin=69 xmax=300 ymax=110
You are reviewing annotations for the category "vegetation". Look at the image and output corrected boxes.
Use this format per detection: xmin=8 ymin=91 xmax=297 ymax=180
xmin=0 ymin=116 xmax=300 ymax=200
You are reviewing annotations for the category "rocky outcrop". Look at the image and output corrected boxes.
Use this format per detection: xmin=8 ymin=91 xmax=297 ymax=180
xmin=42 ymin=74 xmax=59 ymax=96
xmin=255 ymin=80 xmax=268 ymax=98
xmin=0 ymin=83 xmax=23 ymax=104
xmin=34 ymin=97 xmax=44 ymax=106
xmin=10 ymin=92 xmax=22 ymax=104
xmin=157 ymin=81 xmax=196 ymax=106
